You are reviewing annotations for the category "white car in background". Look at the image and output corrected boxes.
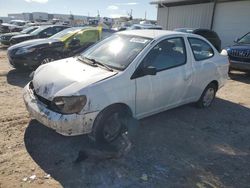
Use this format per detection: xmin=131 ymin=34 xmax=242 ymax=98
xmin=23 ymin=30 xmax=229 ymax=143
xmin=0 ymin=20 xmax=29 ymax=32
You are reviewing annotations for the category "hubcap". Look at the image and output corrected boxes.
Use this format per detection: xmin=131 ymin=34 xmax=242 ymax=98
xmin=203 ymin=88 xmax=215 ymax=107
xmin=41 ymin=58 xmax=54 ymax=65
xmin=103 ymin=112 xmax=123 ymax=142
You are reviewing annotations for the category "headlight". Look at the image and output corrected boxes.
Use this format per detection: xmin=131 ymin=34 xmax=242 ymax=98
xmin=15 ymin=48 xmax=36 ymax=55
xmin=51 ymin=96 xmax=87 ymax=114
xmin=220 ymin=49 xmax=228 ymax=56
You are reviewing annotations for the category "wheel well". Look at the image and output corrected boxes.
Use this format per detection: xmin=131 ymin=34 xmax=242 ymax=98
xmin=90 ymin=103 xmax=133 ymax=139
xmin=210 ymin=80 xmax=219 ymax=91
xmin=102 ymin=103 xmax=133 ymax=117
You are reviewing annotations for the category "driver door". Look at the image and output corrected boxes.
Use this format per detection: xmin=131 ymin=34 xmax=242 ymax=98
xmin=134 ymin=37 xmax=193 ymax=118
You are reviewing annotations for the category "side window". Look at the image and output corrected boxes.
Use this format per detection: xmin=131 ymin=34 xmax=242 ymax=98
xmin=101 ymin=30 xmax=114 ymax=39
xmin=54 ymin=27 xmax=65 ymax=33
xmin=49 ymin=27 xmax=60 ymax=35
xmin=143 ymin=37 xmax=186 ymax=71
xmin=188 ymin=38 xmax=214 ymax=61
xmin=78 ymin=30 xmax=99 ymax=44
xmin=41 ymin=27 xmax=54 ymax=36
xmin=66 ymin=30 xmax=99 ymax=48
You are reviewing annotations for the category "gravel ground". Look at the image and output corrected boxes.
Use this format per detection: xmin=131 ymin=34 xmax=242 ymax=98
xmin=0 ymin=47 xmax=250 ymax=188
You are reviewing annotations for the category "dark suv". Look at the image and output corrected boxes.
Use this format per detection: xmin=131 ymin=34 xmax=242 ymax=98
xmin=226 ymin=32 xmax=250 ymax=72
xmin=174 ymin=28 xmax=221 ymax=52
xmin=9 ymin=25 xmax=69 ymax=45
xmin=0 ymin=26 xmax=38 ymax=45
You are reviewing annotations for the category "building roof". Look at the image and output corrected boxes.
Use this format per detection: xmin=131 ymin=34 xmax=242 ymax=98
xmin=150 ymin=0 xmax=240 ymax=6
xmin=150 ymin=0 xmax=212 ymax=5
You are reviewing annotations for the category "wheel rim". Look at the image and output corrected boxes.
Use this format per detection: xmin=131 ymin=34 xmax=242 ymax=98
xmin=41 ymin=58 xmax=54 ymax=65
xmin=103 ymin=112 xmax=123 ymax=142
xmin=203 ymin=88 xmax=215 ymax=107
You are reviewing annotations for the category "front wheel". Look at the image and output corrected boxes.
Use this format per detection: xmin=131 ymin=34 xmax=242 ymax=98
xmin=40 ymin=57 xmax=54 ymax=65
xmin=90 ymin=106 xmax=130 ymax=144
xmin=197 ymin=83 xmax=217 ymax=108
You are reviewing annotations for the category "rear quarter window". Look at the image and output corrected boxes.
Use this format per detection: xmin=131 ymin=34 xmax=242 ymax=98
xmin=188 ymin=37 xmax=214 ymax=61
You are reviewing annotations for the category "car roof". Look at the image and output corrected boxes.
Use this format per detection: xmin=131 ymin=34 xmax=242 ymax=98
xmin=133 ymin=24 xmax=162 ymax=28
xmin=61 ymin=26 xmax=97 ymax=33
xmin=174 ymin=28 xmax=195 ymax=33
xmin=10 ymin=20 xmax=27 ymax=23
xmin=38 ymin=25 xmax=67 ymax=28
xmin=118 ymin=29 xmax=185 ymax=39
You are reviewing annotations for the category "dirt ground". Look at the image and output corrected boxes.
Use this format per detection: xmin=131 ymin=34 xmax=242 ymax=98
xmin=0 ymin=46 xmax=250 ymax=188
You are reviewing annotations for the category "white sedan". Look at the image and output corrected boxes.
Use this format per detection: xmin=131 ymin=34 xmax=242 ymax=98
xmin=23 ymin=30 xmax=229 ymax=143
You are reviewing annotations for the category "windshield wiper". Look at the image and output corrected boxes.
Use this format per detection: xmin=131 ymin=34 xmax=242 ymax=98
xmin=84 ymin=57 xmax=113 ymax=72
xmin=77 ymin=56 xmax=98 ymax=67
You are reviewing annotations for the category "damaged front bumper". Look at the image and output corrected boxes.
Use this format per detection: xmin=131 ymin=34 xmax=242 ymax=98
xmin=23 ymin=83 xmax=99 ymax=136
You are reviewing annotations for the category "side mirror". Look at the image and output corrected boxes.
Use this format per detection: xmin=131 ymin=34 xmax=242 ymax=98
xmin=131 ymin=65 xmax=157 ymax=79
xmin=234 ymin=37 xmax=239 ymax=43
xmin=143 ymin=66 xmax=157 ymax=76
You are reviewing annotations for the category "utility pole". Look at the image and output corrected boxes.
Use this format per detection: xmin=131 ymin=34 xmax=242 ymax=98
xmin=129 ymin=9 xmax=133 ymax=20
xmin=145 ymin=11 xmax=147 ymax=20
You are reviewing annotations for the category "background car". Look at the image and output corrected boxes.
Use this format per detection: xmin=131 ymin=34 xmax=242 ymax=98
xmin=7 ymin=27 xmax=112 ymax=70
xmin=0 ymin=20 xmax=29 ymax=33
xmin=226 ymin=32 xmax=250 ymax=72
xmin=0 ymin=26 xmax=38 ymax=45
xmin=174 ymin=28 xmax=221 ymax=52
xmin=9 ymin=25 xmax=69 ymax=45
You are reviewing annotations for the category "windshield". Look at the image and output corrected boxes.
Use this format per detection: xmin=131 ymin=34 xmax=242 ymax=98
xmin=238 ymin=33 xmax=250 ymax=44
xmin=21 ymin=27 xmax=37 ymax=34
xmin=49 ymin=28 xmax=80 ymax=40
xmin=81 ymin=34 xmax=151 ymax=70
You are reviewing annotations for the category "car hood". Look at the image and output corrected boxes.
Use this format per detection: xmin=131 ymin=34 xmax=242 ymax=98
xmin=8 ymin=38 xmax=59 ymax=50
xmin=228 ymin=44 xmax=250 ymax=50
xmin=32 ymin=57 xmax=117 ymax=100
xmin=12 ymin=33 xmax=31 ymax=39
xmin=1 ymin=23 xmax=23 ymax=28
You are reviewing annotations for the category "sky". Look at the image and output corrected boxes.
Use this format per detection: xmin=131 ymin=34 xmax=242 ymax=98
xmin=0 ymin=0 xmax=158 ymax=20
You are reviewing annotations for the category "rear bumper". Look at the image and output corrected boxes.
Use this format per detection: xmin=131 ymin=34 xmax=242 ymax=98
xmin=23 ymin=83 xmax=98 ymax=136
xmin=230 ymin=60 xmax=250 ymax=72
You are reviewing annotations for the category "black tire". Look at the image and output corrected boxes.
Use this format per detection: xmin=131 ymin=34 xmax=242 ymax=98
xmin=197 ymin=83 xmax=217 ymax=108
xmin=90 ymin=105 xmax=130 ymax=144
xmin=40 ymin=57 xmax=55 ymax=65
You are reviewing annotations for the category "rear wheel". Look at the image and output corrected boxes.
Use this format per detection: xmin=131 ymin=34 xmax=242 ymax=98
xmin=197 ymin=83 xmax=217 ymax=108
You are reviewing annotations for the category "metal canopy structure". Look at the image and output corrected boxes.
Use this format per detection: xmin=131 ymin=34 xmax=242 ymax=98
xmin=151 ymin=0 xmax=248 ymax=6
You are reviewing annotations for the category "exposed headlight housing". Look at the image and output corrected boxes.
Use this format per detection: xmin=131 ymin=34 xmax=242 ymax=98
xmin=51 ymin=96 xmax=87 ymax=114
xmin=15 ymin=47 xmax=36 ymax=55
